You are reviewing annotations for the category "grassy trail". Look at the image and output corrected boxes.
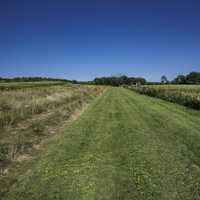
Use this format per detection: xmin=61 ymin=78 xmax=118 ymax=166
xmin=4 ymin=88 xmax=200 ymax=200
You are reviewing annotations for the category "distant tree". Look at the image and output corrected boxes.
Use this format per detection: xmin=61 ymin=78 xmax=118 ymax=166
xmin=93 ymin=75 xmax=146 ymax=86
xmin=173 ymin=75 xmax=186 ymax=84
xmin=135 ymin=77 xmax=146 ymax=85
xmin=0 ymin=77 xmax=71 ymax=83
xmin=186 ymin=72 xmax=200 ymax=84
xmin=161 ymin=75 xmax=169 ymax=84
xmin=171 ymin=71 xmax=200 ymax=84
xmin=72 ymin=80 xmax=78 ymax=84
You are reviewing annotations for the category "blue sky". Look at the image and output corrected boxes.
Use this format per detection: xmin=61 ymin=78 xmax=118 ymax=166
xmin=0 ymin=0 xmax=200 ymax=81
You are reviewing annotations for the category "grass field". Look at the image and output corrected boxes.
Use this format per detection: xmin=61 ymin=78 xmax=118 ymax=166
xmin=0 ymin=81 xmax=68 ymax=91
xmin=0 ymin=82 xmax=105 ymax=197
xmin=2 ymin=87 xmax=200 ymax=200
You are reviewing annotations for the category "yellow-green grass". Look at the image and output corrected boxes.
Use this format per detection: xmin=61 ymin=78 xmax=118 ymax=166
xmin=3 ymin=88 xmax=200 ymax=200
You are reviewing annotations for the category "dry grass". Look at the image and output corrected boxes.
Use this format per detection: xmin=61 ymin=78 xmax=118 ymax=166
xmin=0 ymin=83 xmax=105 ymax=197
xmin=0 ymin=85 xmax=104 ymax=129
xmin=0 ymin=83 xmax=104 ymax=171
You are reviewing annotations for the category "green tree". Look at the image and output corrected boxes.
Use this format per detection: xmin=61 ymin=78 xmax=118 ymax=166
xmin=173 ymin=75 xmax=186 ymax=84
xmin=161 ymin=75 xmax=169 ymax=84
xmin=186 ymin=72 xmax=200 ymax=84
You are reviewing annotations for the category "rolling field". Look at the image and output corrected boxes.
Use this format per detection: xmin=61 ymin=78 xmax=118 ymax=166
xmin=2 ymin=87 xmax=200 ymax=199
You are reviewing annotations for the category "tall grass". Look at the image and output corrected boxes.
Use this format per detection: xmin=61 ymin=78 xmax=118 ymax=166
xmin=127 ymin=85 xmax=200 ymax=110
xmin=0 ymin=85 xmax=95 ymax=129
xmin=0 ymin=81 xmax=67 ymax=91
xmin=0 ymin=84 xmax=105 ymax=164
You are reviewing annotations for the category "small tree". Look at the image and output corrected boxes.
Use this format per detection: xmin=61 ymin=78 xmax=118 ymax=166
xmin=186 ymin=72 xmax=200 ymax=84
xmin=174 ymin=75 xmax=186 ymax=84
xmin=161 ymin=75 xmax=169 ymax=84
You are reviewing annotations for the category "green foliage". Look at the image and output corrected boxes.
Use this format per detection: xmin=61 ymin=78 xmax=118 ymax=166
xmin=173 ymin=75 xmax=187 ymax=84
xmin=128 ymin=85 xmax=200 ymax=109
xmin=186 ymin=72 xmax=200 ymax=84
xmin=172 ymin=72 xmax=200 ymax=84
xmin=93 ymin=75 xmax=146 ymax=86
xmin=0 ymin=77 xmax=71 ymax=83
xmin=161 ymin=75 xmax=169 ymax=84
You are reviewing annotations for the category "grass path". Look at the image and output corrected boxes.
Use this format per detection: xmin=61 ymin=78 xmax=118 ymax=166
xmin=4 ymin=88 xmax=200 ymax=200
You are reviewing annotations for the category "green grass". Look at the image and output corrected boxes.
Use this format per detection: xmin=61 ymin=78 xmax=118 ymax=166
xmin=0 ymin=84 xmax=104 ymax=196
xmin=3 ymin=88 xmax=200 ymax=199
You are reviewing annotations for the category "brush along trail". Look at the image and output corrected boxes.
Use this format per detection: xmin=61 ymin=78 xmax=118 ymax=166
xmin=4 ymin=87 xmax=200 ymax=200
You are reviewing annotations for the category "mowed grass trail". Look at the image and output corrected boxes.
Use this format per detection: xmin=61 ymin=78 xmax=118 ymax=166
xmin=4 ymin=88 xmax=200 ymax=200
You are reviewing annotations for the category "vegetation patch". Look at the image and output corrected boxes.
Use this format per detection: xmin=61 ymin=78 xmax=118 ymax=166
xmin=127 ymin=85 xmax=200 ymax=110
xmin=3 ymin=88 xmax=200 ymax=200
xmin=0 ymin=83 xmax=105 ymax=198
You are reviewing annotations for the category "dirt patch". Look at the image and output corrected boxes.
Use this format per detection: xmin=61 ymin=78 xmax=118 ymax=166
xmin=15 ymin=154 xmax=33 ymax=162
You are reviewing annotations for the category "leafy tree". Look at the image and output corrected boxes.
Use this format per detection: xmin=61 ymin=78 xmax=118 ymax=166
xmin=186 ymin=72 xmax=200 ymax=84
xmin=173 ymin=75 xmax=186 ymax=84
xmin=172 ymin=72 xmax=200 ymax=84
xmin=161 ymin=75 xmax=169 ymax=84
xmin=93 ymin=75 xmax=146 ymax=86
xmin=0 ymin=77 xmax=71 ymax=83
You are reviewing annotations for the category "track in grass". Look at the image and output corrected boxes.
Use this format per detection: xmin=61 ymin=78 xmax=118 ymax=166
xmin=4 ymin=88 xmax=200 ymax=200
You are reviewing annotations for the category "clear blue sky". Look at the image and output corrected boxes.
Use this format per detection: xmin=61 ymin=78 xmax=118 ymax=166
xmin=0 ymin=0 xmax=200 ymax=81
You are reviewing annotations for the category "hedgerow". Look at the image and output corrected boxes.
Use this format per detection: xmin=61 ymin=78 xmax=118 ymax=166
xmin=127 ymin=85 xmax=200 ymax=110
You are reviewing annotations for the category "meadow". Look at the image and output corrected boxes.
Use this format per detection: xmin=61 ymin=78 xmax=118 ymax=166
xmin=127 ymin=84 xmax=200 ymax=110
xmin=0 ymin=82 xmax=104 ymax=197
xmin=1 ymin=82 xmax=200 ymax=200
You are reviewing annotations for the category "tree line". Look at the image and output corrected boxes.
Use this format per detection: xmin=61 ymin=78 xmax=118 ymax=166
xmin=0 ymin=72 xmax=199 ymax=85
xmin=93 ymin=75 xmax=146 ymax=86
xmin=161 ymin=72 xmax=200 ymax=84
xmin=93 ymin=72 xmax=200 ymax=86
xmin=0 ymin=77 xmax=71 ymax=83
